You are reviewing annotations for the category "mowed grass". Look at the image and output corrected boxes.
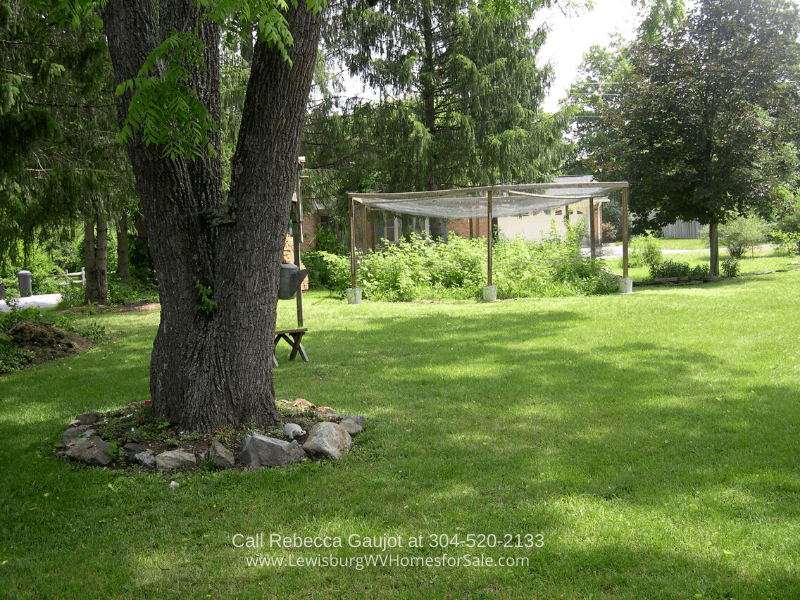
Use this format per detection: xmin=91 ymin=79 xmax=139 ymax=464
xmin=2 ymin=274 xmax=800 ymax=599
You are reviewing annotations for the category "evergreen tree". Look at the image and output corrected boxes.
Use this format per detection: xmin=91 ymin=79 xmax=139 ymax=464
xmin=305 ymin=0 xmax=571 ymax=229
xmin=0 ymin=0 xmax=134 ymax=301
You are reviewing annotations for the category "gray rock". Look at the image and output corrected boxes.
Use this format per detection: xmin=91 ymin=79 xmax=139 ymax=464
xmin=283 ymin=423 xmax=306 ymax=440
xmin=81 ymin=428 xmax=96 ymax=439
xmin=339 ymin=418 xmax=362 ymax=436
xmin=75 ymin=411 xmax=104 ymax=426
xmin=64 ymin=437 xmax=113 ymax=467
xmin=238 ymin=434 xmax=306 ymax=469
xmin=155 ymin=449 xmax=197 ymax=470
xmin=123 ymin=443 xmax=147 ymax=462
xmin=303 ymin=422 xmax=351 ymax=460
xmin=316 ymin=406 xmax=339 ymax=419
xmin=210 ymin=440 xmax=235 ymax=468
xmin=134 ymin=451 xmax=156 ymax=468
xmin=338 ymin=415 xmax=366 ymax=429
xmin=61 ymin=427 xmax=84 ymax=447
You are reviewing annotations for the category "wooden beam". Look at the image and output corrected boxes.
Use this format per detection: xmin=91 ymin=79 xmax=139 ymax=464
xmin=293 ymin=175 xmax=304 ymax=328
xmin=487 ymin=189 xmax=493 ymax=287
xmin=589 ymin=197 xmax=596 ymax=259
xmin=361 ymin=203 xmax=367 ymax=256
xmin=349 ymin=196 xmax=357 ymax=290
xmin=622 ymin=187 xmax=629 ymax=279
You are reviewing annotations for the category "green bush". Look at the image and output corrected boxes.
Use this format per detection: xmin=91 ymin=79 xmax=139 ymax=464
xmin=690 ymin=264 xmax=711 ymax=279
xmin=770 ymin=196 xmax=800 ymax=255
xmin=313 ymin=225 xmax=349 ymax=256
xmin=770 ymin=229 xmax=800 ymax=256
xmin=722 ymin=257 xmax=740 ymax=277
xmin=302 ymin=251 xmax=351 ymax=294
xmin=650 ymin=259 xmax=691 ymax=278
xmin=700 ymin=214 xmax=769 ymax=259
xmin=107 ymin=275 xmax=159 ymax=305
xmin=627 ymin=233 xmax=663 ymax=268
xmin=351 ymin=222 xmax=617 ymax=302
xmin=56 ymin=284 xmax=86 ymax=309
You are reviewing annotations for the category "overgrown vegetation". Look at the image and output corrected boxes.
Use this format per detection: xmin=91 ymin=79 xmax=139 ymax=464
xmin=700 ymin=214 xmax=769 ymax=259
xmin=626 ymin=232 xmax=663 ymax=268
xmin=306 ymin=222 xmax=618 ymax=301
xmin=56 ymin=274 xmax=159 ymax=309
xmin=649 ymin=260 xmax=711 ymax=279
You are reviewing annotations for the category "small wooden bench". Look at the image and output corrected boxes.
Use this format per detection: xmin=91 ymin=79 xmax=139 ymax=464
xmin=273 ymin=328 xmax=308 ymax=366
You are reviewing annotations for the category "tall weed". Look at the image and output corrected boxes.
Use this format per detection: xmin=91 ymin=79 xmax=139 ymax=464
xmin=346 ymin=223 xmax=617 ymax=301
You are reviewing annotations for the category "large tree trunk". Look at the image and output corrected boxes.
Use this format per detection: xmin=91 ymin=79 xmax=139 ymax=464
xmin=116 ymin=211 xmax=131 ymax=284
xmin=84 ymin=206 xmax=108 ymax=305
xmin=102 ymin=0 xmax=322 ymax=432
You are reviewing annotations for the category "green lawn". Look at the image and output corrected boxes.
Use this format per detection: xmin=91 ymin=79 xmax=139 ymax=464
xmin=2 ymin=275 xmax=800 ymax=599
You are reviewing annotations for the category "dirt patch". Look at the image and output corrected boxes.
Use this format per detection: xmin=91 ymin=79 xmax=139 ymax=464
xmin=8 ymin=321 xmax=93 ymax=364
xmin=61 ymin=300 xmax=160 ymax=314
xmin=109 ymin=301 xmax=160 ymax=313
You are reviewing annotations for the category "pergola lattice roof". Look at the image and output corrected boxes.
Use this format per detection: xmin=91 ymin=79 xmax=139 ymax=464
xmin=346 ymin=176 xmax=632 ymax=291
xmin=348 ymin=176 xmax=628 ymax=220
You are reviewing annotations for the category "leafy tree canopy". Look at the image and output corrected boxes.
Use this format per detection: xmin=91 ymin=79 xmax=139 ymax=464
xmin=606 ymin=0 xmax=800 ymax=273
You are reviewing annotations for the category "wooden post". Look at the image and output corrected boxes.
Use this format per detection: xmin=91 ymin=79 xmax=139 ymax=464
xmin=361 ymin=203 xmax=367 ymax=255
xmin=349 ymin=196 xmax=357 ymax=289
xmin=621 ymin=186 xmax=629 ymax=279
xmin=589 ymin=197 xmax=596 ymax=259
xmin=564 ymin=203 xmax=570 ymax=224
xmin=487 ymin=190 xmax=493 ymax=286
xmin=469 ymin=217 xmax=474 ymax=239
xmin=293 ymin=175 xmax=304 ymax=328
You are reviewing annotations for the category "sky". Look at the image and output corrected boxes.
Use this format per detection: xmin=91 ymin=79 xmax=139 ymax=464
xmin=535 ymin=0 xmax=645 ymax=113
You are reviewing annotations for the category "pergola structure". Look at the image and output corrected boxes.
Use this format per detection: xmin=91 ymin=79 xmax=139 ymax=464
xmin=347 ymin=180 xmax=631 ymax=292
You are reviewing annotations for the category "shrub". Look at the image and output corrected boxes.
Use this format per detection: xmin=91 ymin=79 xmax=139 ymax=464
xmin=56 ymin=284 xmax=86 ymax=309
xmin=313 ymin=225 xmax=349 ymax=256
xmin=690 ymin=264 xmax=711 ymax=279
xmin=302 ymin=251 xmax=350 ymax=294
xmin=770 ymin=196 xmax=800 ymax=255
xmin=627 ymin=233 xmax=663 ymax=268
xmin=701 ymin=214 xmax=769 ymax=259
xmin=770 ymin=229 xmax=800 ymax=256
xmin=353 ymin=222 xmax=617 ymax=301
xmin=649 ymin=259 xmax=691 ymax=279
xmin=721 ymin=257 xmax=740 ymax=277
xmin=601 ymin=222 xmax=616 ymax=243
xmin=107 ymin=275 xmax=159 ymax=305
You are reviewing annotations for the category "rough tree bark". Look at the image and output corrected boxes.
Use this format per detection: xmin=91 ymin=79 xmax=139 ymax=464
xmin=84 ymin=204 xmax=108 ymax=305
xmin=101 ymin=0 xmax=322 ymax=432
xmin=116 ymin=211 xmax=131 ymax=284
